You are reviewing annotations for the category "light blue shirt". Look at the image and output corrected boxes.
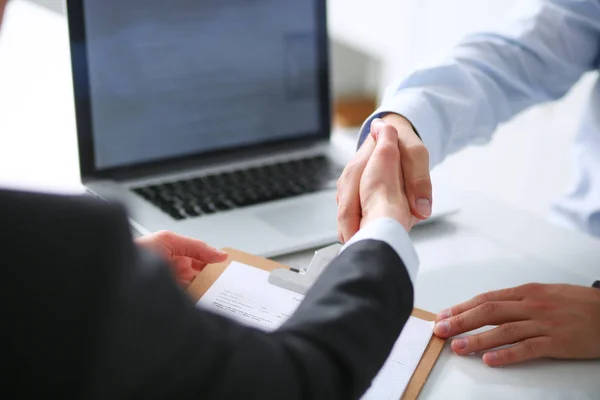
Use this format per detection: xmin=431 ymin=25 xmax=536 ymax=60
xmin=360 ymin=0 xmax=600 ymax=238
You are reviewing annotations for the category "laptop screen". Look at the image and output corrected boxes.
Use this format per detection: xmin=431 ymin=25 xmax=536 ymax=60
xmin=80 ymin=0 xmax=324 ymax=171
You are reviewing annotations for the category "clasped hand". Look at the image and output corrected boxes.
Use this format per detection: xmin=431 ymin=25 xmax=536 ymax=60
xmin=336 ymin=115 xmax=433 ymax=242
xmin=136 ymin=118 xmax=600 ymax=367
xmin=337 ymin=118 xmax=415 ymax=234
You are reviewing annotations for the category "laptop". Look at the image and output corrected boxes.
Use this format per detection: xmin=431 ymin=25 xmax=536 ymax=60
xmin=66 ymin=0 xmax=353 ymax=257
xmin=66 ymin=0 xmax=457 ymax=257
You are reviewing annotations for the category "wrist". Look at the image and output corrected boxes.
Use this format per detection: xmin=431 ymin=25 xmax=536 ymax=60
xmin=362 ymin=207 xmax=412 ymax=233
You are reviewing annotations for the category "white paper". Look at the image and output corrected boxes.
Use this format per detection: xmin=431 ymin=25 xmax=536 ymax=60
xmin=196 ymin=262 xmax=303 ymax=331
xmin=196 ymin=262 xmax=434 ymax=398
xmin=361 ymin=317 xmax=435 ymax=400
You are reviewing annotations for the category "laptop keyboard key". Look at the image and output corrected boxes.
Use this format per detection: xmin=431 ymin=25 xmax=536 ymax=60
xmin=183 ymin=205 xmax=201 ymax=217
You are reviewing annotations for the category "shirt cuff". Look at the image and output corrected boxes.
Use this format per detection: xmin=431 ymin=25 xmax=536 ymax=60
xmin=339 ymin=218 xmax=419 ymax=285
xmin=358 ymin=89 xmax=446 ymax=168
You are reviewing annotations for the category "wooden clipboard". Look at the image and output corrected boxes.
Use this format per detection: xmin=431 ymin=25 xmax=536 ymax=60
xmin=188 ymin=248 xmax=446 ymax=400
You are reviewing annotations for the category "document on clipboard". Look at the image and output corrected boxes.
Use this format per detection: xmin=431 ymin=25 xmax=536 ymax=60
xmin=197 ymin=262 xmax=303 ymax=331
xmin=190 ymin=249 xmax=446 ymax=400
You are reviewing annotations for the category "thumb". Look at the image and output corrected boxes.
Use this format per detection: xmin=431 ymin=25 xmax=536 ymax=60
xmin=360 ymin=121 xmax=412 ymax=231
xmin=366 ymin=122 xmax=402 ymax=185
xmin=198 ymin=246 xmax=229 ymax=264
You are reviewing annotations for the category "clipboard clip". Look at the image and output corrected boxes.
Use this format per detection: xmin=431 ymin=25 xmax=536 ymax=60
xmin=268 ymin=243 xmax=343 ymax=295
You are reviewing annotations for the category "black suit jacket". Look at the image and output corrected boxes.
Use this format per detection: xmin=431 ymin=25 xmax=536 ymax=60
xmin=1 ymin=189 xmax=414 ymax=399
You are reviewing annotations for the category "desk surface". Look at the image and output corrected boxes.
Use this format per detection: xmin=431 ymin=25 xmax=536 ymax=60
xmin=2 ymin=1 xmax=600 ymax=399
xmin=278 ymin=196 xmax=600 ymax=400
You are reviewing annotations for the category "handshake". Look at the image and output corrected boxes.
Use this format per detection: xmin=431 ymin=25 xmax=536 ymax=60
xmin=338 ymin=118 xmax=600 ymax=368
xmin=336 ymin=116 xmax=432 ymax=242
xmin=140 ymin=115 xmax=600 ymax=367
xmin=136 ymin=116 xmax=429 ymax=289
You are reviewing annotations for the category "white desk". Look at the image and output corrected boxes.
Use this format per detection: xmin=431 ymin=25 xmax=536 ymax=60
xmin=277 ymin=194 xmax=600 ymax=399
xmin=399 ymin=197 xmax=600 ymax=399
xmin=2 ymin=2 xmax=600 ymax=399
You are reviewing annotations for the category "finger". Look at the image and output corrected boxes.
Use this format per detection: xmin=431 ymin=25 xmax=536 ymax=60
xmin=483 ymin=337 xmax=552 ymax=367
xmin=434 ymin=301 xmax=529 ymax=338
xmin=180 ymin=269 xmax=198 ymax=282
xmin=451 ymin=321 xmax=543 ymax=355
xmin=178 ymin=278 xmax=193 ymax=288
xmin=336 ymin=192 xmax=344 ymax=243
xmin=191 ymin=259 xmax=209 ymax=272
xmin=153 ymin=231 xmax=228 ymax=263
xmin=173 ymin=256 xmax=200 ymax=275
xmin=436 ymin=287 xmax=525 ymax=321
xmin=172 ymin=258 xmax=199 ymax=282
xmin=337 ymin=126 xmax=377 ymax=242
xmin=397 ymin=130 xmax=432 ymax=219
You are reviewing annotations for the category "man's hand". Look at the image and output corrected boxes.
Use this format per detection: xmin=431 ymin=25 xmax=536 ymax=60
xmin=434 ymin=283 xmax=600 ymax=367
xmin=137 ymin=231 xmax=228 ymax=287
xmin=337 ymin=115 xmax=432 ymax=243
xmin=337 ymin=119 xmax=413 ymax=235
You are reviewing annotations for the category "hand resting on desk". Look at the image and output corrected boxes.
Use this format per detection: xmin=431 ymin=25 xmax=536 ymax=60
xmin=434 ymin=283 xmax=600 ymax=367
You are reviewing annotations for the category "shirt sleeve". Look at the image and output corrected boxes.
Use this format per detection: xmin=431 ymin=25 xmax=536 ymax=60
xmin=340 ymin=218 xmax=419 ymax=285
xmin=359 ymin=0 xmax=600 ymax=166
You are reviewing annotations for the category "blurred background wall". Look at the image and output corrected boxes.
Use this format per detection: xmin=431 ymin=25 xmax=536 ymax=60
xmin=25 ymin=0 xmax=597 ymax=220
xmin=328 ymin=0 xmax=595 ymax=221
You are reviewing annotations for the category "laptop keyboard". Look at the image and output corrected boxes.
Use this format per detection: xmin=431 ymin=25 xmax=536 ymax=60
xmin=132 ymin=155 xmax=344 ymax=220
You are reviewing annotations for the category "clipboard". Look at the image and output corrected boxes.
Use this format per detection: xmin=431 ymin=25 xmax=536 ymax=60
xmin=188 ymin=248 xmax=446 ymax=400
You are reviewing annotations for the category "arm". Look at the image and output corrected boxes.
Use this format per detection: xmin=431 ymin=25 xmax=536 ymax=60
xmin=360 ymin=0 xmax=600 ymax=166
xmin=89 ymin=125 xmax=415 ymax=400
xmin=90 ymin=220 xmax=417 ymax=400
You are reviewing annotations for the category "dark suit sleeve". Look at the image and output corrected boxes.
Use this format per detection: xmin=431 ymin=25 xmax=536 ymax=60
xmin=90 ymin=235 xmax=414 ymax=400
xmin=1 ymin=189 xmax=414 ymax=399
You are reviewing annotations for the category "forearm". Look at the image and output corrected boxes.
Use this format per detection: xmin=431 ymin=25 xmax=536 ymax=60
xmin=92 ymin=223 xmax=416 ymax=399
xmin=276 ymin=238 xmax=415 ymax=399
xmin=360 ymin=0 xmax=600 ymax=166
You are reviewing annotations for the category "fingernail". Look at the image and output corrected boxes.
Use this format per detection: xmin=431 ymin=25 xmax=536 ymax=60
xmin=483 ymin=352 xmax=498 ymax=366
xmin=416 ymin=198 xmax=432 ymax=218
xmin=217 ymin=249 xmax=228 ymax=256
xmin=437 ymin=309 xmax=452 ymax=320
xmin=434 ymin=321 xmax=449 ymax=335
xmin=453 ymin=338 xmax=468 ymax=351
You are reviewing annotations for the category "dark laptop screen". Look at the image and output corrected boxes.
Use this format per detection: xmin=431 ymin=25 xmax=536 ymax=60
xmin=81 ymin=0 xmax=323 ymax=170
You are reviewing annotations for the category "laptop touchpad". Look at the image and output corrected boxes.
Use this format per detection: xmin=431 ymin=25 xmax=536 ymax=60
xmin=256 ymin=195 xmax=337 ymax=237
